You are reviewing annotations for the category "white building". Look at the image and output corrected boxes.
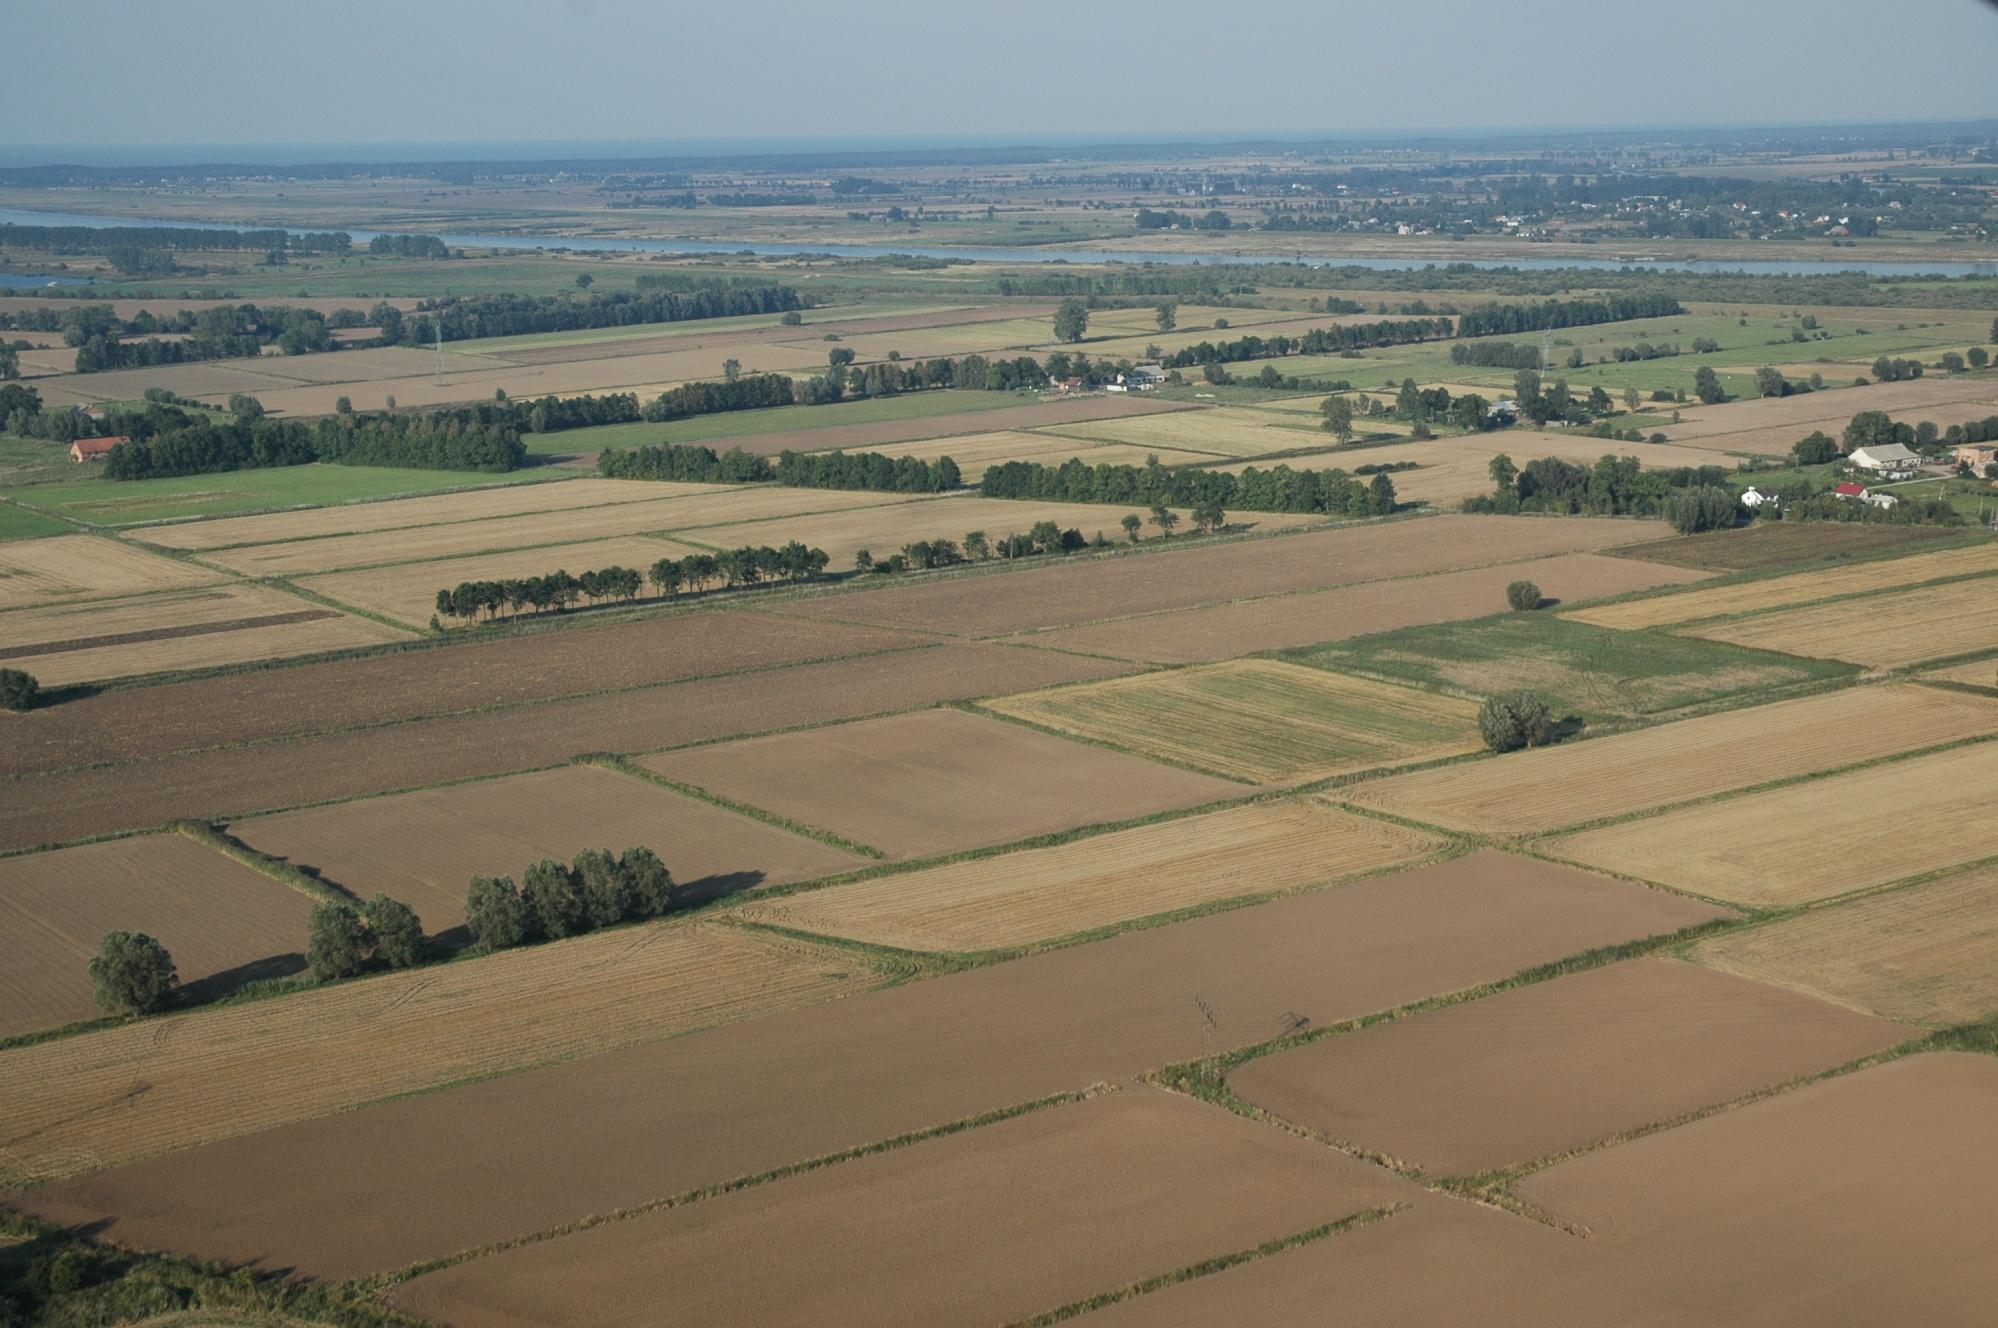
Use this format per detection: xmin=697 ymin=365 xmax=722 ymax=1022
xmin=1848 ymin=443 xmax=1919 ymax=472
xmin=1740 ymin=486 xmax=1780 ymax=510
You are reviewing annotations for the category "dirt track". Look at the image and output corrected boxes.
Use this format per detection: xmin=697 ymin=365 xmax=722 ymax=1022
xmin=13 ymin=851 xmax=1721 ymax=1278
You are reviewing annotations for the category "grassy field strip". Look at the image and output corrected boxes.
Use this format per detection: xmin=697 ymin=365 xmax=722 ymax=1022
xmin=979 ymin=660 xmax=1485 ymax=785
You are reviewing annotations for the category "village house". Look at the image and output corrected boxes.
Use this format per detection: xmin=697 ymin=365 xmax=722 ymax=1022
xmin=1740 ymin=486 xmax=1780 ymax=510
xmin=1952 ymin=444 xmax=1997 ymax=470
xmin=1833 ymin=481 xmax=1868 ymax=500
xmin=1862 ymin=490 xmax=1900 ymax=510
xmin=1848 ymin=443 xmax=1920 ymax=473
xmin=69 ymin=435 xmax=127 ymax=463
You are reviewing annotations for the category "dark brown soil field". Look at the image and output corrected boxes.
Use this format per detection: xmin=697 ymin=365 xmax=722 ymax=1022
xmin=0 ymin=609 xmax=922 ymax=777
xmin=388 ymin=1088 xmax=1412 ymax=1328
xmin=780 ymin=515 xmax=1656 ymax=639
xmin=720 ymin=392 xmax=1195 ymax=457
xmin=640 ymin=708 xmax=1240 ymax=857
xmin=1088 ymin=1056 xmax=1998 ymax=1325
xmin=17 ymin=851 xmax=1723 ymax=1278
xmin=1229 ymin=958 xmax=1910 ymax=1176
xmin=1024 ymin=553 xmax=1708 ymax=663
xmin=1608 ymin=523 xmax=1965 ymax=572
xmin=233 ymin=764 xmax=864 ymax=928
xmin=0 ymin=643 xmax=1134 ymax=851
xmin=0 ymin=834 xmax=314 ymax=1038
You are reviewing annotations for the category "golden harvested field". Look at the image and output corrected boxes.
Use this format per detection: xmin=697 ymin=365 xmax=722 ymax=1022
xmin=386 ymin=1088 xmax=1413 ymax=1328
xmin=1689 ymin=862 xmax=1998 ymax=1025
xmin=0 ymin=583 xmax=415 ymax=686
xmin=1103 ymin=1056 xmax=1998 ymax=1327
xmin=982 ymin=659 xmax=1484 ymax=783
xmin=199 ymin=486 xmax=903 ymax=576
xmin=131 ymin=477 xmax=671 ymax=550
xmin=0 ymin=834 xmax=316 ymax=1038
xmin=233 ymin=764 xmax=865 ymax=929
xmin=736 ymin=796 xmax=1444 ymax=952
xmin=1544 ymin=738 xmax=1998 ymax=904
xmin=1926 ymin=656 xmax=1998 ymax=689
xmin=1026 ymin=552 xmax=1709 ymax=664
xmin=15 ymin=851 xmax=1722 ymax=1279
xmin=0 ymin=533 xmax=220 ymax=609
xmin=680 ymin=495 xmax=1318 ymax=571
xmin=1041 ymin=405 xmax=1324 ymax=457
xmin=1687 ymin=576 xmax=1998 ymax=668
xmin=1344 ymin=683 xmax=1998 ymax=835
xmin=1660 ymin=376 xmax=1998 ymax=444
xmin=0 ymin=921 xmax=871 ymax=1187
xmin=1229 ymin=958 xmax=1908 ymax=1177
xmin=1567 ymin=540 xmax=1998 ymax=629
xmin=641 ymin=708 xmax=1239 ymax=858
xmin=298 ymin=535 xmax=706 ymax=626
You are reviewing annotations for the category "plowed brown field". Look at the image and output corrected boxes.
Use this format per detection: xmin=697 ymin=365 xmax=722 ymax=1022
xmin=13 ymin=852 xmax=1721 ymax=1277
xmin=736 ymin=796 xmax=1443 ymax=951
xmin=641 ymin=708 xmax=1239 ymax=857
xmin=387 ymin=1089 xmax=1413 ymax=1328
xmin=1230 ymin=958 xmax=1908 ymax=1176
xmin=234 ymin=764 xmax=864 ymax=927
xmin=1343 ymin=683 xmax=1998 ymax=835
xmin=782 ymin=514 xmax=1658 ymax=638
xmin=0 ymin=834 xmax=315 ymax=1038
xmin=1689 ymin=862 xmax=1998 ymax=1024
xmin=0 ymin=643 xmax=1132 ymax=851
xmin=1544 ymin=738 xmax=1998 ymax=904
xmin=1023 ymin=552 xmax=1710 ymax=663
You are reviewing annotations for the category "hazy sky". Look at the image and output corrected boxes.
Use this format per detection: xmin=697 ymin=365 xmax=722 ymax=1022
xmin=7 ymin=0 xmax=1996 ymax=157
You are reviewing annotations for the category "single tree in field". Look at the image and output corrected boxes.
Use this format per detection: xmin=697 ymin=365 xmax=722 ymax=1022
xmin=1155 ymin=301 xmax=1177 ymax=333
xmin=1319 ymin=394 xmax=1355 ymax=443
xmin=465 ymin=875 xmax=528 ymax=952
xmin=1368 ymin=471 xmax=1397 ymax=514
xmin=1969 ymin=347 xmax=1989 ymax=369
xmin=0 ymin=667 xmax=39 ymax=712
xmin=1191 ymin=500 xmax=1226 ymax=534
xmin=1506 ymin=579 xmax=1542 ymax=611
xmin=575 ymin=273 xmax=594 ymax=289
xmin=1623 ymin=386 xmax=1641 ymax=412
xmin=722 ymin=358 xmax=742 ymax=382
xmin=1121 ymin=513 xmax=1143 ymax=543
xmin=306 ymin=902 xmax=371 ymax=981
xmin=89 ymin=931 xmax=177 ymax=1015
xmin=963 ymin=530 xmax=990 ymax=561
xmin=1053 ymin=299 xmax=1089 ymax=344
xmin=1693 ymin=365 xmax=1724 ymax=404
xmin=1478 ymin=692 xmax=1553 ymax=754
xmin=1754 ymin=366 xmax=1787 ymax=398
xmin=227 ymin=392 xmax=264 ymax=422
xmin=1030 ymin=519 xmax=1065 ymax=555
xmin=1149 ymin=505 xmax=1180 ymax=539
xmin=1487 ymin=452 xmax=1518 ymax=495
xmin=362 ymin=895 xmax=424 ymax=969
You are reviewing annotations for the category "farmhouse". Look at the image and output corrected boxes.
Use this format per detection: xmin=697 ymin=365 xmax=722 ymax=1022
xmin=1741 ymin=486 xmax=1780 ymax=510
xmin=1849 ymin=443 xmax=1919 ymax=472
xmin=1832 ymin=481 xmax=1868 ymax=500
xmin=1953 ymin=444 xmax=1997 ymax=469
xmin=1862 ymin=491 xmax=1900 ymax=510
xmin=69 ymin=435 xmax=127 ymax=463
xmin=1108 ymin=363 xmax=1167 ymax=392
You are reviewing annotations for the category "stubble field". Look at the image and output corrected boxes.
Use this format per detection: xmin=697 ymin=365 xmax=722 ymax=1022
xmin=735 ymin=795 xmax=1444 ymax=952
xmin=1343 ymin=683 xmax=1998 ymax=835
xmin=0 ymin=533 xmax=220 ymax=608
xmin=1685 ymin=575 xmax=1998 ymax=667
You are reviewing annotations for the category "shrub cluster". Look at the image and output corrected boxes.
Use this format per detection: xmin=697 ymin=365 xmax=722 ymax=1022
xmin=306 ymin=895 xmax=426 ymax=981
xmin=1479 ymin=692 xmax=1553 ymax=753
xmin=466 ymin=847 xmax=675 ymax=952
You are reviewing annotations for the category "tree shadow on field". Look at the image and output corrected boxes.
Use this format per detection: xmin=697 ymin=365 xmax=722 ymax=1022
xmin=680 ymin=869 xmax=768 ymax=909
xmin=1544 ymin=714 xmax=1589 ymax=744
xmin=177 ymin=951 xmax=309 ymax=1006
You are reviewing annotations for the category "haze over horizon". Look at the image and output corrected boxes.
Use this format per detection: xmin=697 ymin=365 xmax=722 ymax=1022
xmin=7 ymin=0 xmax=1996 ymax=160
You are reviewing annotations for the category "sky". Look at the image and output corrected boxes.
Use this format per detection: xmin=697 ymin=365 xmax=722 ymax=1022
xmin=5 ymin=0 xmax=1996 ymax=160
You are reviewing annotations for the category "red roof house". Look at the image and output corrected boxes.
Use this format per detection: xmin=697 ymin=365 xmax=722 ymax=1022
xmin=70 ymin=435 xmax=127 ymax=462
xmin=1833 ymin=481 xmax=1866 ymax=498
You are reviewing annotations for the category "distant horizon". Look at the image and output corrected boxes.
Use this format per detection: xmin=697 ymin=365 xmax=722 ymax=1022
xmin=4 ymin=115 xmax=1996 ymax=173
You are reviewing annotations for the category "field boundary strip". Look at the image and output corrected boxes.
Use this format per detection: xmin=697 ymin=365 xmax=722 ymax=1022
xmin=364 ymin=1085 xmax=1113 ymax=1290
xmin=576 ymin=753 xmax=889 ymax=859
xmin=0 ymin=608 xmax=342 ymax=661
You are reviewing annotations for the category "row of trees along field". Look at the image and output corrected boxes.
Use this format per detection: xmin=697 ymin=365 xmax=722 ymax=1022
xmin=398 ymin=278 xmax=811 ymax=343
xmin=93 ymin=405 xmax=526 ymax=479
xmin=434 ymin=543 xmax=831 ymax=624
xmin=858 ymin=505 xmax=1223 ymax=575
xmin=466 ymin=848 xmax=676 ymax=952
xmin=1453 ymin=294 xmax=1685 ymax=337
xmin=981 ymin=455 xmax=1398 ymax=516
xmin=595 ymin=440 xmax=958 ymax=493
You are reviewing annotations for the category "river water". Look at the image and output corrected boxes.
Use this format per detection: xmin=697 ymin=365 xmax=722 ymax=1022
xmin=2 ymin=206 xmax=1995 ymax=278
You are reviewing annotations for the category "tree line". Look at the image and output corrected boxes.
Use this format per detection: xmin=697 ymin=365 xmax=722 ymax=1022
xmin=367 ymin=233 xmax=452 ymax=259
xmin=981 ymin=456 xmax=1397 ymax=517
xmin=1462 ymin=452 xmax=1732 ymax=519
xmin=1157 ymin=317 xmax=1453 ymax=372
xmin=597 ymin=440 xmax=960 ymax=494
xmin=465 ymin=847 xmax=678 ymax=953
xmin=434 ymin=544 xmax=832 ymax=625
xmin=99 ymin=405 xmax=525 ymax=480
xmin=0 ymin=221 xmax=352 ymax=255
xmin=396 ymin=282 xmax=811 ymax=344
xmin=1453 ymin=294 xmax=1685 ymax=338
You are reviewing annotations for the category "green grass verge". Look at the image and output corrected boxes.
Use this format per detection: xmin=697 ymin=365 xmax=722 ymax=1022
xmin=1291 ymin=612 xmax=1856 ymax=724
xmin=0 ymin=500 xmax=68 ymax=539
xmin=5 ymin=463 xmax=572 ymax=526
xmin=548 ymin=389 xmax=1028 ymax=456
